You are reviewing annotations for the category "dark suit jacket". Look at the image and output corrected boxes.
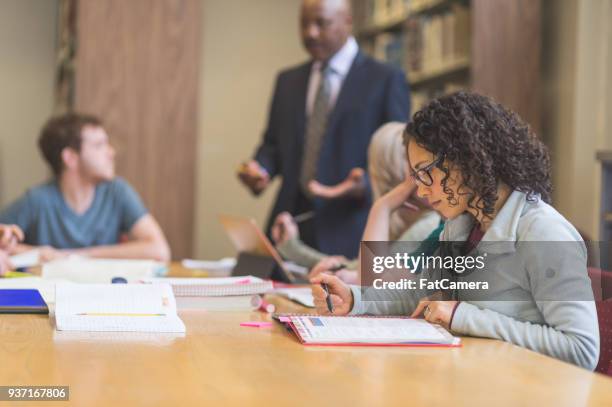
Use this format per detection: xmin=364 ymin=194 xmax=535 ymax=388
xmin=254 ymin=52 xmax=410 ymax=258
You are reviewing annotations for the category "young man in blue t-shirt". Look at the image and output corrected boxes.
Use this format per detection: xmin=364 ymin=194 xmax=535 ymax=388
xmin=0 ymin=113 xmax=170 ymax=262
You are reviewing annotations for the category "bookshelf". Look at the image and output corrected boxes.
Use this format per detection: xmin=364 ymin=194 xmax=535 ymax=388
xmin=408 ymin=55 xmax=469 ymax=86
xmin=352 ymin=0 xmax=541 ymax=132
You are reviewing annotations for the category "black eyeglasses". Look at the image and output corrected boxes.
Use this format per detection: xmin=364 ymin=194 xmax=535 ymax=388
xmin=409 ymin=154 xmax=444 ymax=186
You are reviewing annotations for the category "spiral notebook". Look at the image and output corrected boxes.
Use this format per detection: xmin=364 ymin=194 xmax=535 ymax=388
xmin=276 ymin=314 xmax=461 ymax=347
xmin=140 ymin=276 xmax=273 ymax=297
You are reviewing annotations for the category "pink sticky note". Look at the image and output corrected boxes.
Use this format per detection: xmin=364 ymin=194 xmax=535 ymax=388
xmin=235 ymin=278 xmax=252 ymax=285
xmin=240 ymin=321 xmax=273 ymax=328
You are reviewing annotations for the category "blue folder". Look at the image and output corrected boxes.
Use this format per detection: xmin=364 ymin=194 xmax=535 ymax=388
xmin=0 ymin=289 xmax=49 ymax=314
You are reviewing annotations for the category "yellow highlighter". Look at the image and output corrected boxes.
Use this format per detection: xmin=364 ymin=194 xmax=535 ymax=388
xmin=3 ymin=271 xmax=32 ymax=278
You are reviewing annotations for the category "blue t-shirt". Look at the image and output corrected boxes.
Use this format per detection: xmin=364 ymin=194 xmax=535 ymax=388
xmin=0 ymin=177 xmax=148 ymax=249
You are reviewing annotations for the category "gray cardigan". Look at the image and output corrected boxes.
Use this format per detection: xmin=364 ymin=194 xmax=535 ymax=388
xmin=350 ymin=191 xmax=600 ymax=370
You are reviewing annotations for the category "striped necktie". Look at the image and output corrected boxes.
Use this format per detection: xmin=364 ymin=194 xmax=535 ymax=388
xmin=301 ymin=64 xmax=333 ymax=194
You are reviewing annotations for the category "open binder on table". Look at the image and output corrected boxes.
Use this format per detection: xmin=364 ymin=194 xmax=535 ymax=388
xmin=275 ymin=314 xmax=461 ymax=347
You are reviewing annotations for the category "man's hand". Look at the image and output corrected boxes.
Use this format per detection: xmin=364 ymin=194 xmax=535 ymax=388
xmin=308 ymin=167 xmax=366 ymax=200
xmin=0 ymin=224 xmax=24 ymax=252
xmin=39 ymin=246 xmax=69 ymax=263
xmin=308 ymin=255 xmax=349 ymax=279
xmin=237 ymin=160 xmax=270 ymax=196
xmin=271 ymin=212 xmax=299 ymax=245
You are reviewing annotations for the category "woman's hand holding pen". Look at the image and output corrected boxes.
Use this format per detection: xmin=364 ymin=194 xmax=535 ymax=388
xmin=310 ymin=273 xmax=353 ymax=316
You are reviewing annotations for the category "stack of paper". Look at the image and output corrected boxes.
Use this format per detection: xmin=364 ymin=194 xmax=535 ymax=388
xmin=141 ymin=276 xmax=273 ymax=311
xmin=273 ymin=287 xmax=315 ymax=308
xmin=181 ymin=258 xmax=236 ymax=276
xmin=43 ymin=257 xmax=167 ymax=283
xmin=55 ymin=284 xmax=185 ymax=333
xmin=9 ymin=249 xmax=41 ymax=269
xmin=283 ymin=262 xmax=308 ymax=276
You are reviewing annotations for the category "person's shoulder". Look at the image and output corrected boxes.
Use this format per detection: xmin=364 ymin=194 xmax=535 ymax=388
xmin=23 ymin=180 xmax=58 ymax=202
xmin=104 ymin=176 xmax=137 ymax=193
xmin=94 ymin=177 xmax=137 ymax=200
xmin=3 ymin=181 xmax=58 ymax=214
xmin=357 ymin=53 xmax=403 ymax=79
xmin=276 ymin=60 xmax=312 ymax=82
xmin=518 ymin=196 xmax=582 ymax=242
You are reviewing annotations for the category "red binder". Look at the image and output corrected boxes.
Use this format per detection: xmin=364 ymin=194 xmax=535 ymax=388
xmin=275 ymin=314 xmax=461 ymax=347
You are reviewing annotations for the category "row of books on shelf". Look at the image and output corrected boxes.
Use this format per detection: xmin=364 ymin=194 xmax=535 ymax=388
xmin=407 ymin=4 xmax=470 ymax=74
xmin=411 ymin=82 xmax=466 ymax=114
xmin=353 ymin=0 xmax=448 ymax=29
xmin=361 ymin=3 xmax=470 ymax=81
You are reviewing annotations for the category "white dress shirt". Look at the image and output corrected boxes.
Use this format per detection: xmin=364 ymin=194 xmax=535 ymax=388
xmin=306 ymin=36 xmax=359 ymax=116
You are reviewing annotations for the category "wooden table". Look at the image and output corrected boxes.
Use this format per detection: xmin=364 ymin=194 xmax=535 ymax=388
xmin=1 ymin=266 xmax=611 ymax=406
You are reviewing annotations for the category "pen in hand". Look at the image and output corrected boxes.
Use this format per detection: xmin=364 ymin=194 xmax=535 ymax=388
xmin=328 ymin=263 xmax=347 ymax=273
xmin=321 ymin=283 xmax=334 ymax=313
xmin=293 ymin=211 xmax=315 ymax=223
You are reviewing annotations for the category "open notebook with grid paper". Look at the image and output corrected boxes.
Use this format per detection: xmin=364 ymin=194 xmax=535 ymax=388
xmin=55 ymin=284 xmax=185 ymax=333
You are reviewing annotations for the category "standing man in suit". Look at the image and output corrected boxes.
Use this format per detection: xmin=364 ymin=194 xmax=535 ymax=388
xmin=238 ymin=0 xmax=410 ymax=258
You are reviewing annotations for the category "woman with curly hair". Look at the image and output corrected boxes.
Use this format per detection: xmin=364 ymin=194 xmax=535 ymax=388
xmin=311 ymin=91 xmax=600 ymax=370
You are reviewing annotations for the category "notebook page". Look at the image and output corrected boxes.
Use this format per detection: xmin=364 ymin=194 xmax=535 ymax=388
xmin=283 ymin=262 xmax=308 ymax=276
xmin=55 ymin=284 xmax=176 ymax=315
xmin=291 ymin=316 xmax=453 ymax=344
xmin=9 ymin=249 xmax=41 ymax=268
xmin=55 ymin=314 xmax=185 ymax=333
xmin=55 ymin=284 xmax=185 ymax=333
xmin=274 ymin=288 xmax=315 ymax=307
xmin=54 ymin=329 xmax=185 ymax=343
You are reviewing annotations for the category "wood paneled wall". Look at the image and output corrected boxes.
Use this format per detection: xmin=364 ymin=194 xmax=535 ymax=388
xmin=472 ymin=0 xmax=541 ymax=134
xmin=75 ymin=0 xmax=200 ymax=259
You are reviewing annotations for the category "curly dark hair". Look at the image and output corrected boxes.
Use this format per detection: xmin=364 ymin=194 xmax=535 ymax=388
xmin=403 ymin=91 xmax=551 ymax=219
